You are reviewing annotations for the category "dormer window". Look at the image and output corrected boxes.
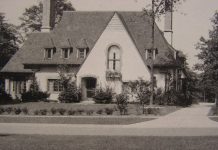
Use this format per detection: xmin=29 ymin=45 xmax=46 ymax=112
xmin=77 ymin=48 xmax=89 ymax=59
xmin=45 ymin=48 xmax=55 ymax=59
xmin=145 ymin=49 xmax=158 ymax=60
xmin=62 ymin=48 xmax=72 ymax=59
xmin=79 ymin=49 xmax=85 ymax=59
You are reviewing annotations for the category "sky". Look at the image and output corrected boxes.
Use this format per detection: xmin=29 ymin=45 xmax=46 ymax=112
xmin=0 ymin=0 xmax=218 ymax=68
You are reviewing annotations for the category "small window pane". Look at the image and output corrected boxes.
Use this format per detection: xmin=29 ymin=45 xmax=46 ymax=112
xmin=79 ymin=49 xmax=85 ymax=58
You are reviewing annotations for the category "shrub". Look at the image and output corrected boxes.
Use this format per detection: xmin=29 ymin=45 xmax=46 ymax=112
xmin=21 ymin=91 xmax=49 ymax=102
xmin=163 ymin=89 xmax=189 ymax=106
xmin=86 ymin=110 xmax=94 ymax=116
xmin=21 ymin=77 xmax=49 ymax=102
xmin=39 ymin=109 xmax=47 ymax=115
xmin=104 ymin=108 xmax=114 ymax=115
xmin=50 ymin=108 xmax=57 ymax=115
xmin=68 ymin=110 xmax=76 ymax=115
xmin=57 ymin=108 xmax=66 ymax=115
xmin=116 ymin=93 xmax=128 ymax=115
xmin=22 ymin=107 xmax=28 ymax=115
xmin=0 ymin=88 xmax=13 ymax=104
xmin=34 ymin=110 xmax=39 ymax=115
xmin=144 ymin=107 xmax=160 ymax=115
xmin=5 ymin=107 xmax=13 ymax=114
xmin=0 ymin=107 xmax=5 ymax=114
xmin=96 ymin=109 xmax=103 ymax=115
xmin=14 ymin=108 xmax=22 ymax=115
xmin=127 ymin=80 xmax=151 ymax=114
xmin=58 ymin=83 xmax=81 ymax=103
xmin=93 ymin=87 xmax=113 ymax=104
xmin=77 ymin=109 xmax=84 ymax=115
xmin=154 ymin=88 xmax=165 ymax=105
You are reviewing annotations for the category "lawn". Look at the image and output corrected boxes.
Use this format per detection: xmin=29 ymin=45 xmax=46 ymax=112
xmin=0 ymin=102 xmax=180 ymax=116
xmin=0 ymin=135 xmax=218 ymax=150
xmin=0 ymin=116 xmax=154 ymax=125
xmin=209 ymin=105 xmax=218 ymax=116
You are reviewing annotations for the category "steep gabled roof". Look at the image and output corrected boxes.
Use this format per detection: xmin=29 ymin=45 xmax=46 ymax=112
xmin=1 ymin=11 xmax=181 ymax=73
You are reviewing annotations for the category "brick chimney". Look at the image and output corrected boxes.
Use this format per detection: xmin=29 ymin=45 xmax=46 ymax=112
xmin=41 ymin=0 xmax=55 ymax=32
xmin=164 ymin=0 xmax=173 ymax=45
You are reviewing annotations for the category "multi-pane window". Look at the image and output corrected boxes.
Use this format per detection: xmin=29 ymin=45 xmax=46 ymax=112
xmin=62 ymin=48 xmax=71 ymax=59
xmin=48 ymin=79 xmax=63 ymax=92
xmin=79 ymin=49 xmax=85 ymax=59
xmin=45 ymin=48 xmax=54 ymax=59
xmin=108 ymin=45 xmax=121 ymax=71
xmin=145 ymin=49 xmax=158 ymax=60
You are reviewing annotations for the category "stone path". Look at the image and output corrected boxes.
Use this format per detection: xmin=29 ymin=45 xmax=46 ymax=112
xmin=0 ymin=103 xmax=218 ymax=136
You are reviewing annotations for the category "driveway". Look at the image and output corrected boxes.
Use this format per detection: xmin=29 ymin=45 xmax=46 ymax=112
xmin=129 ymin=103 xmax=218 ymax=128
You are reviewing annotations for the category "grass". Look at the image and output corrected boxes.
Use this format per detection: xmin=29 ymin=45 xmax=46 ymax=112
xmin=209 ymin=105 xmax=218 ymax=116
xmin=0 ymin=116 xmax=154 ymax=125
xmin=209 ymin=117 xmax=218 ymax=122
xmin=0 ymin=102 xmax=180 ymax=116
xmin=0 ymin=135 xmax=218 ymax=150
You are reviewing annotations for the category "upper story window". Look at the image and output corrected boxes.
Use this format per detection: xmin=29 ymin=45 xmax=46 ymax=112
xmin=45 ymin=48 xmax=55 ymax=59
xmin=108 ymin=45 xmax=121 ymax=71
xmin=145 ymin=49 xmax=158 ymax=60
xmin=79 ymin=49 xmax=85 ymax=59
xmin=77 ymin=48 xmax=89 ymax=59
xmin=62 ymin=48 xmax=72 ymax=59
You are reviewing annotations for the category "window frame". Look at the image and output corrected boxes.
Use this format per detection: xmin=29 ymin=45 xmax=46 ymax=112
xmin=62 ymin=48 xmax=71 ymax=59
xmin=107 ymin=45 xmax=121 ymax=72
xmin=45 ymin=48 xmax=54 ymax=59
xmin=48 ymin=79 xmax=63 ymax=93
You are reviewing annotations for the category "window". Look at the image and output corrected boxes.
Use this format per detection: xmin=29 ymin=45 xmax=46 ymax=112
xmin=45 ymin=48 xmax=54 ymax=59
xmin=145 ymin=49 xmax=158 ymax=60
xmin=79 ymin=49 xmax=85 ymax=59
xmin=108 ymin=45 xmax=121 ymax=71
xmin=23 ymin=82 xmax=26 ymax=93
xmin=48 ymin=79 xmax=63 ymax=92
xmin=62 ymin=48 xmax=71 ymax=59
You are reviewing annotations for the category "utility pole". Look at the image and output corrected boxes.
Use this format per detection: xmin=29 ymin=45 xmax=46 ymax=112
xmin=150 ymin=0 xmax=155 ymax=106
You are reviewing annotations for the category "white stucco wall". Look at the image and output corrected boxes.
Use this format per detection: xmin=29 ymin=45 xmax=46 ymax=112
xmin=77 ymin=13 xmax=151 ymax=94
xmin=35 ymin=67 xmax=60 ymax=100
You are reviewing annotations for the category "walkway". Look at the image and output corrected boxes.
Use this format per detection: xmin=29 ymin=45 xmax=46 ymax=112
xmin=0 ymin=103 xmax=218 ymax=136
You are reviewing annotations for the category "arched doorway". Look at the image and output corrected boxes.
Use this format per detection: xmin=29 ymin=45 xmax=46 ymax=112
xmin=81 ymin=77 xmax=97 ymax=100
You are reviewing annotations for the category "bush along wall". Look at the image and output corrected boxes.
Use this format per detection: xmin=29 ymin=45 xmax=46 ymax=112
xmin=58 ymin=82 xmax=81 ymax=103
xmin=93 ymin=86 xmax=113 ymax=104
xmin=0 ymin=87 xmax=13 ymax=104
xmin=21 ymin=78 xmax=49 ymax=102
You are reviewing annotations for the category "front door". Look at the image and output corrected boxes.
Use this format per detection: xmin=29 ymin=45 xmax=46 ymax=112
xmin=81 ymin=77 xmax=97 ymax=100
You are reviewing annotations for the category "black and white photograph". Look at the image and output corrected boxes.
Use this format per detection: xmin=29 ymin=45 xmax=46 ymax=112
xmin=0 ymin=0 xmax=218 ymax=149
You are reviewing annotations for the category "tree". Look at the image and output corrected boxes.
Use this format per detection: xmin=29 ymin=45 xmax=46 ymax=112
xmin=18 ymin=0 xmax=75 ymax=40
xmin=195 ymin=11 xmax=218 ymax=103
xmin=127 ymin=79 xmax=151 ymax=114
xmin=57 ymin=65 xmax=81 ymax=103
xmin=0 ymin=13 xmax=19 ymax=69
xmin=145 ymin=0 xmax=184 ymax=105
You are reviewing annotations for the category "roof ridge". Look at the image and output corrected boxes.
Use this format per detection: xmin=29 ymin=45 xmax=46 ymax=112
xmin=62 ymin=11 xmax=144 ymax=13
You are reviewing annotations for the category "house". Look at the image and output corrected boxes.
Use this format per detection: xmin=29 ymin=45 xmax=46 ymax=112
xmin=0 ymin=0 xmax=186 ymax=101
